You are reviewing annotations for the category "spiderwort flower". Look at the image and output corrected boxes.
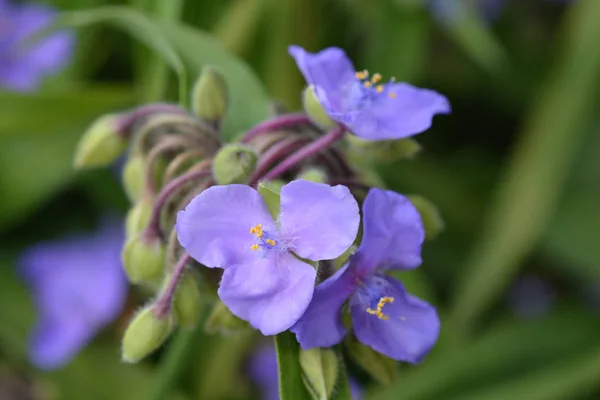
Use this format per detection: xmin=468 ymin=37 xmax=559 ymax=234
xmin=291 ymin=189 xmax=440 ymax=363
xmin=288 ymin=45 xmax=450 ymax=141
xmin=19 ymin=220 xmax=127 ymax=369
xmin=176 ymin=180 xmax=359 ymax=335
xmin=0 ymin=0 xmax=74 ymax=92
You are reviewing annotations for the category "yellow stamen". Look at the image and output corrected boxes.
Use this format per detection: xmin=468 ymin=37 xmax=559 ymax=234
xmin=250 ymin=224 xmax=263 ymax=238
xmin=251 ymin=244 xmax=259 ymax=251
xmin=366 ymin=296 xmax=395 ymax=320
xmin=355 ymin=71 xmax=365 ymax=79
xmin=363 ymin=81 xmax=372 ymax=88
xmin=266 ymin=239 xmax=276 ymax=246
xmin=388 ymin=92 xmax=396 ymax=99
xmin=371 ymin=73 xmax=382 ymax=83
xmin=376 ymin=85 xmax=384 ymax=93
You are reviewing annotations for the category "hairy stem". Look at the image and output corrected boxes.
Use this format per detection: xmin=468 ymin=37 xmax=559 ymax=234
xmin=240 ymin=113 xmax=313 ymax=143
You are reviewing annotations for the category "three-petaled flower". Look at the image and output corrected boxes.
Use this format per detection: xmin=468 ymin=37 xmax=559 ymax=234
xmin=176 ymin=180 xmax=360 ymax=335
xmin=291 ymin=188 xmax=440 ymax=363
xmin=289 ymin=45 xmax=450 ymax=141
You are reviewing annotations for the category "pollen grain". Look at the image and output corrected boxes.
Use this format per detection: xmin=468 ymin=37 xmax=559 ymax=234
xmin=366 ymin=296 xmax=395 ymax=320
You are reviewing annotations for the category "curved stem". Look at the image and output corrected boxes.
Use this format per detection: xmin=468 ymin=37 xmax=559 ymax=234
xmin=144 ymin=137 xmax=195 ymax=196
xmin=248 ymin=137 xmax=312 ymax=186
xmin=259 ymin=125 xmax=346 ymax=182
xmin=116 ymin=103 xmax=187 ymax=138
xmin=240 ymin=114 xmax=313 ymax=144
xmin=143 ymin=161 xmax=212 ymax=242
xmin=153 ymin=253 xmax=190 ymax=319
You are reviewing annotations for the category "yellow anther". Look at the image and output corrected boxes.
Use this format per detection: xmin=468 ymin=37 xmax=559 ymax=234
xmin=388 ymin=92 xmax=396 ymax=99
xmin=366 ymin=296 xmax=395 ymax=321
xmin=363 ymin=81 xmax=372 ymax=88
xmin=376 ymin=85 xmax=384 ymax=93
xmin=355 ymin=71 xmax=365 ymax=79
xmin=250 ymin=224 xmax=263 ymax=238
xmin=251 ymin=244 xmax=259 ymax=251
xmin=266 ymin=239 xmax=276 ymax=246
xmin=371 ymin=73 xmax=382 ymax=83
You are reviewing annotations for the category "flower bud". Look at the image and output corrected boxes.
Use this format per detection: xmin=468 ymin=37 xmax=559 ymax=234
xmin=122 ymin=155 xmax=146 ymax=202
xmin=173 ymin=272 xmax=203 ymax=329
xmin=299 ymin=348 xmax=339 ymax=400
xmin=347 ymin=337 xmax=396 ymax=385
xmin=122 ymin=236 xmax=165 ymax=284
xmin=125 ymin=199 xmax=153 ymax=239
xmin=347 ymin=135 xmax=421 ymax=162
xmin=191 ymin=66 xmax=229 ymax=124
xmin=297 ymin=168 xmax=327 ymax=183
xmin=204 ymin=301 xmax=248 ymax=334
xmin=407 ymin=195 xmax=444 ymax=240
xmin=302 ymin=85 xmax=335 ymax=129
xmin=212 ymin=143 xmax=257 ymax=185
xmin=73 ymin=114 xmax=127 ymax=169
xmin=257 ymin=180 xmax=284 ymax=219
xmin=121 ymin=306 xmax=173 ymax=363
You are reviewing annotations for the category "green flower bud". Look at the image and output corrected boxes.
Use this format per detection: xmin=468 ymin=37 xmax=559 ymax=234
xmin=347 ymin=135 xmax=422 ymax=163
xmin=297 ymin=168 xmax=327 ymax=183
xmin=257 ymin=180 xmax=284 ymax=219
xmin=73 ymin=114 xmax=127 ymax=169
xmin=125 ymin=199 xmax=153 ymax=239
xmin=347 ymin=337 xmax=397 ymax=385
xmin=204 ymin=301 xmax=248 ymax=334
xmin=213 ymin=143 xmax=257 ymax=185
xmin=407 ymin=195 xmax=444 ymax=240
xmin=302 ymin=85 xmax=335 ymax=129
xmin=173 ymin=272 xmax=203 ymax=329
xmin=191 ymin=66 xmax=229 ymax=124
xmin=122 ymin=155 xmax=146 ymax=202
xmin=122 ymin=306 xmax=173 ymax=363
xmin=299 ymin=348 xmax=339 ymax=400
xmin=122 ymin=236 xmax=165 ymax=284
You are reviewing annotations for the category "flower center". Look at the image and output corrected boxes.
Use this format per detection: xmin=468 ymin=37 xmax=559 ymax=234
xmin=366 ymin=296 xmax=395 ymax=320
xmin=355 ymin=69 xmax=397 ymax=99
xmin=250 ymin=224 xmax=279 ymax=252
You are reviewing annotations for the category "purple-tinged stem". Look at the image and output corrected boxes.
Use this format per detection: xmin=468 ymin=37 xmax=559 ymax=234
xmin=116 ymin=103 xmax=188 ymax=138
xmin=144 ymin=137 xmax=193 ymax=196
xmin=248 ymin=136 xmax=312 ymax=186
xmin=328 ymin=178 xmax=371 ymax=193
xmin=259 ymin=125 xmax=346 ymax=182
xmin=143 ymin=161 xmax=212 ymax=242
xmin=240 ymin=114 xmax=313 ymax=144
xmin=153 ymin=253 xmax=191 ymax=319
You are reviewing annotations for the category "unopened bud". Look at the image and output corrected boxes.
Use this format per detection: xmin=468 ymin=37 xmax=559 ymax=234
xmin=213 ymin=143 xmax=257 ymax=185
xmin=125 ymin=199 xmax=153 ymax=239
xmin=173 ymin=272 xmax=203 ymax=329
xmin=297 ymin=168 xmax=327 ymax=183
xmin=191 ymin=66 xmax=229 ymax=124
xmin=348 ymin=135 xmax=421 ymax=162
xmin=407 ymin=195 xmax=444 ymax=240
xmin=122 ymin=306 xmax=173 ymax=363
xmin=74 ymin=114 xmax=127 ymax=169
xmin=302 ymin=85 xmax=335 ymax=129
xmin=299 ymin=348 xmax=339 ymax=400
xmin=347 ymin=337 xmax=396 ymax=385
xmin=122 ymin=155 xmax=146 ymax=202
xmin=204 ymin=301 xmax=248 ymax=334
xmin=257 ymin=180 xmax=284 ymax=219
xmin=122 ymin=236 xmax=165 ymax=283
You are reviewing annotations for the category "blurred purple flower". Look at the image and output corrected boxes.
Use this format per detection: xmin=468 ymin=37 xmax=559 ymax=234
xmin=19 ymin=219 xmax=127 ymax=370
xmin=249 ymin=344 xmax=362 ymax=400
xmin=176 ymin=180 xmax=359 ymax=335
xmin=292 ymin=189 xmax=440 ymax=363
xmin=507 ymin=274 xmax=555 ymax=319
xmin=0 ymin=0 xmax=74 ymax=92
xmin=289 ymin=45 xmax=450 ymax=141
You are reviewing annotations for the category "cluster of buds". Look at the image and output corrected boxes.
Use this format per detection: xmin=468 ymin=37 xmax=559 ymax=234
xmin=72 ymin=45 xmax=448 ymax=383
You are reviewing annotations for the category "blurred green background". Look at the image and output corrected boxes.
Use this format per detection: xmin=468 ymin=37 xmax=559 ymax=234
xmin=1 ymin=0 xmax=600 ymax=399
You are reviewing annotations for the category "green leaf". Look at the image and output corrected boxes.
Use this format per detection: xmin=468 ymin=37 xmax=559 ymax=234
xmin=299 ymin=348 xmax=339 ymax=400
xmin=347 ymin=337 xmax=397 ymax=385
xmin=275 ymin=331 xmax=311 ymax=400
xmin=449 ymin=0 xmax=600 ymax=339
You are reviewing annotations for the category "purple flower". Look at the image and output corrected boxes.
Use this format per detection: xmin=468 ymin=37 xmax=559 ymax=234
xmin=288 ymin=45 xmax=450 ymax=141
xmin=249 ymin=344 xmax=362 ymax=400
xmin=291 ymin=189 xmax=440 ymax=363
xmin=176 ymin=180 xmax=360 ymax=335
xmin=19 ymin=219 xmax=127 ymax=369
xmin=0 ymin=0 xmax=74 ymax=92
xmin=507 ymin=274 xmax=555 ymax=320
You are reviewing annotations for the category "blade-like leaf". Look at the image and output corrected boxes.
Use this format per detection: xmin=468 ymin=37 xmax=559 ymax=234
xmin=275 ymin=331 xmax=311 ymax=400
